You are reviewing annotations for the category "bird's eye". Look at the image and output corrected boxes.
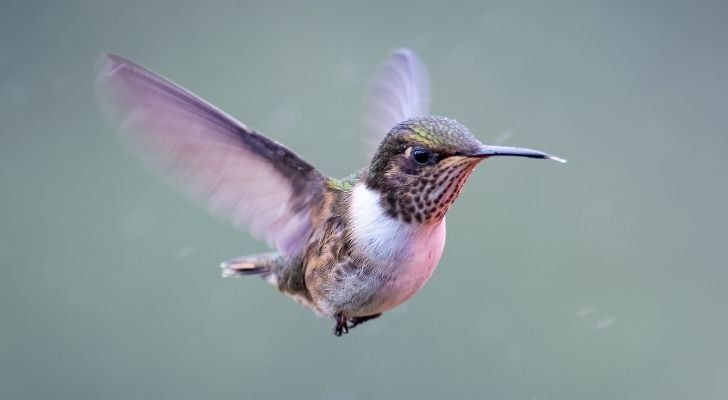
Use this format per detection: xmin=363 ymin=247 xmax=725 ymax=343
xmin=411 ymin=147 xmax=433 ymax=165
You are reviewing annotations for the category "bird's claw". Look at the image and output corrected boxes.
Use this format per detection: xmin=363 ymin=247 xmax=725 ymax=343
xmin=332 ymin=312 xmax=382 ymax=336
xmin=333 ymin=312 xmax=349 ymax=336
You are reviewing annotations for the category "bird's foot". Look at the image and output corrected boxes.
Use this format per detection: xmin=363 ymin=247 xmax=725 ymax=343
xmin=332 ymin=312 xmax=382 ymax=336
xmin=333 ymin=312 xmax=349 ymax=336
xmin=347 ymin=313 xmax=382 ymax=329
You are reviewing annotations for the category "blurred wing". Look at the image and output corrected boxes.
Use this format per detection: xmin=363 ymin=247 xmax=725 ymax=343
xmin=362 ymin=48 xmax=431 ymax=158
xmin=96 ymin=53 xmax=325 ymax=256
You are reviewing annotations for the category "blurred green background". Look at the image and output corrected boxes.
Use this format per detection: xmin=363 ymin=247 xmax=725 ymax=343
xmin=2 ymin=1 xmax=727 ymax=399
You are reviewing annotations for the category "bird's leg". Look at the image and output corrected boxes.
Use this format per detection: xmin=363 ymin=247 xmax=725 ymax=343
xmin=347 ymin=313 xmax=382 ymax=330
xmin=333 ymin=312 xmax=349 ymax=336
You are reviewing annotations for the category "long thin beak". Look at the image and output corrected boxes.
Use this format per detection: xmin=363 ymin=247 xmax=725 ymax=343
xmin=472 ymin=145 xmax=567 ymax=163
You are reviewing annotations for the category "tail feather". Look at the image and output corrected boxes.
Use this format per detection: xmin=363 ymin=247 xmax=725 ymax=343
xmin=220 ymin=252 xmax=278 ymax=278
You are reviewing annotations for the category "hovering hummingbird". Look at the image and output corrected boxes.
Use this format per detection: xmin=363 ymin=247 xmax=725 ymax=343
xmin=96 ymin=49 xmax=565 ymax=336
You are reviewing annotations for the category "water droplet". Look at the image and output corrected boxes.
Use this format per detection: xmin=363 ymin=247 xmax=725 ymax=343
xmin=595 ymin=317 xmax=616 ymax=330
xmin=575 ymin=306 xmax=595 ymax=318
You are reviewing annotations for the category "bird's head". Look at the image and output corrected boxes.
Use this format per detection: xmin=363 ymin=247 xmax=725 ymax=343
xmin=366 ymin=115 xmax=564 ymax=224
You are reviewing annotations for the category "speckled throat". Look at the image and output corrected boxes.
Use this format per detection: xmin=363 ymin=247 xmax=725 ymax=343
xmin=374 ymin=155 xmax=479 ymax=224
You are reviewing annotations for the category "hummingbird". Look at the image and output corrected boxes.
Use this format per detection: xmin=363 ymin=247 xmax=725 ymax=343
xmin=96 ymin=49 xmax=565 ymax=336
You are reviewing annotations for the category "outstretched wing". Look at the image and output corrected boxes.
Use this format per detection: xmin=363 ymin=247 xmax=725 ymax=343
xmin=361 ymin=48 xmax=431 ymax=158
xmin=96 ymin=53 xmax=325 ymax=256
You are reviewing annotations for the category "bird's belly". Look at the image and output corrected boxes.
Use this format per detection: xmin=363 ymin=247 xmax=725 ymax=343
xmin=349 ymin=220 xmax=447 ymax=317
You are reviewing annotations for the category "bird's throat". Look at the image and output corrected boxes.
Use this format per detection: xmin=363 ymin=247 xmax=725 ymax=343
xmin=369 ymin=157 xmax=478 ymax=224
xmin=349 ymin=183 xmax=446 ymax=267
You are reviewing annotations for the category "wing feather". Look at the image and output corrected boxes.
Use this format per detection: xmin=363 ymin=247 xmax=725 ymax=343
xmin=95 ymin=53 xmax=324 ymax=256
xmin=362 ymin=49 xmax=431 ymax=158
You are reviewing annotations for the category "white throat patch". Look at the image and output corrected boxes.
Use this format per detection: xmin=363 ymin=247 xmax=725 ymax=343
xmin=350 ymin=184 xmax=445 ymax=266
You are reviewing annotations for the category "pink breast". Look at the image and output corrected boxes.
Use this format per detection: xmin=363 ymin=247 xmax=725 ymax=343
xmin=373 ymin=219 xmax=447 ymax=314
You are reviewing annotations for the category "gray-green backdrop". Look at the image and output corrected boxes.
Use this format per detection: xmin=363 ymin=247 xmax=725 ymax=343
xmin=2 ymin=1 xmax=727 ymax=399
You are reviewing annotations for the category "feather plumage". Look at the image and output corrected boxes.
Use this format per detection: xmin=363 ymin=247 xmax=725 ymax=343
xmin=95 ymin=54 xmax=325 ymax=256
xmin=361 ymin=48 xmax=431 ymax=158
